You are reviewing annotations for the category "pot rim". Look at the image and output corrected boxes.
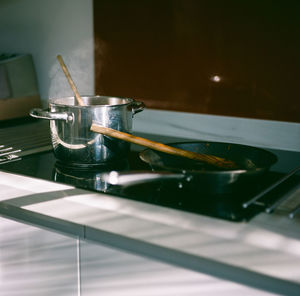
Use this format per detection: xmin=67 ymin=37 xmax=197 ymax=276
xmin=49 ymin=95 xmax=135 ymax=108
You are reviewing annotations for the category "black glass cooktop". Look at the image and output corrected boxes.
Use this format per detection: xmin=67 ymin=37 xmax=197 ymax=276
xmin=1 ymin=148 xmax=298 ymax=222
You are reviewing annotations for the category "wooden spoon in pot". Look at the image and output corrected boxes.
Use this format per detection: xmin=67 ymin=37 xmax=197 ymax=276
xmin=90 ymin=123 xmax=237 ymax=169
xmin=57 ymin=55 xmax=85 ymax=106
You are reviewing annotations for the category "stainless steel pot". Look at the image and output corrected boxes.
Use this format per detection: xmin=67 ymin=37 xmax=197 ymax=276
xmin=30 ymin=95 xmax=144 ymax=167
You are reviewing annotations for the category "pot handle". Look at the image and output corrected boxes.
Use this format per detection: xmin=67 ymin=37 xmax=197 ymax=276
xmin=131 ymin=100 xmax=145 ymax=115
xmin=29 ymin=108 xmax=74 ymax=123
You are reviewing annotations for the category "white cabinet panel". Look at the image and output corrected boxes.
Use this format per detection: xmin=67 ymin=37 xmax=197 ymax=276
xmin=80 ymin=240 xmax=274 ymax=296
xmin=0 ymin=217 xmax=78 ymax=296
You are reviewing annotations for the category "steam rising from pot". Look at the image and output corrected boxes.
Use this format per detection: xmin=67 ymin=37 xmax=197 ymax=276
xmin=48 ymin=45 xmax=94 ymax=103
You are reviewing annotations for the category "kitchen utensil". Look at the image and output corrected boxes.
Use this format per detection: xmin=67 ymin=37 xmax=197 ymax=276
xmin=56 ymin=55 xmax=84 ymax=106
xmin=30 ymin=95 xmax=145 ymax=167
xmin=0 ymin=144 xmax=21 ymax=164
xmin=90 ymin=123 xmax=236 ymax=169
xmin=103 ymin=141 xmax=277 ymax=194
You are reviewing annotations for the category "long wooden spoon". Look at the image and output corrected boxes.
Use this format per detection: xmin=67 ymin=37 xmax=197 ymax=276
xmin=90 ymin=123 xmax=237 ymax=169
xmin=57 ymin=55 xmax=85 ymax=106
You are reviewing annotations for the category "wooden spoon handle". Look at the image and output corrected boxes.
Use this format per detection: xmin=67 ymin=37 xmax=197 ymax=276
xmin=57 ymin=55 xmax=85 ymax=106
xmin=90 ymin=123 xmax=236 ymax=169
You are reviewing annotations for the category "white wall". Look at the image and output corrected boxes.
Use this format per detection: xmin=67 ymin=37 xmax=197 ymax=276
xmin=0 ymin=0 xmax=94 ymax=105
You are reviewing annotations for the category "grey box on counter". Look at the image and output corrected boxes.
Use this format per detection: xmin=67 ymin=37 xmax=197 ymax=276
xmin=0 ymin=54 xmax=41 ymax=120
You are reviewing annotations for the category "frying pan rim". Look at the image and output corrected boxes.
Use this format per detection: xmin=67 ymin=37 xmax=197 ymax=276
xmin=138 ymin=140 xmax=278 ymax=175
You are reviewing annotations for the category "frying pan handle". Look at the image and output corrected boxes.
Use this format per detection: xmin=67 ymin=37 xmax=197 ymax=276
xmin=102 ymin=170 xmax=186 ymax=186
xmin=131 ymin=100 xmax=145 ymax=116
xmin=29 ymin=108 xmax=74 ymax=123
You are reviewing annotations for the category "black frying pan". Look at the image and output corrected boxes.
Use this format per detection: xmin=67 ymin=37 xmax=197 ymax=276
xmin=138 ymin=141 xmax=278 ymax=194
xmin=104 ymin=141 xmax=277 ymax=195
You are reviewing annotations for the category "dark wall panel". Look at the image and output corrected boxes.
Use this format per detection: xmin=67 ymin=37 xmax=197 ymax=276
xmin=94 ymin=0 xmax=300 ymax=122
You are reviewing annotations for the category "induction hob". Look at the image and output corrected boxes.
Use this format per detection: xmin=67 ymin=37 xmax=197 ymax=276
xmin=1 ymin=118 xmax=299 ymax=222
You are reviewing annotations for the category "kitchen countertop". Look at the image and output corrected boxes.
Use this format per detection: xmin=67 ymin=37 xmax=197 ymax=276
xmin=0 ymin=170 xmax=300 ymax=295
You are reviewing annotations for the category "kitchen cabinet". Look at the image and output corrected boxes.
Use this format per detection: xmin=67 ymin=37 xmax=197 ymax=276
xmin=0 ymin=216 xmax=275 ymax=296
xmin=0 ymin=217 xmax=78 ymax=296
xmin=94 ymin=0 xmax=300 ymax=123
xmin=79 ymin=239 xmax=275 ymax=296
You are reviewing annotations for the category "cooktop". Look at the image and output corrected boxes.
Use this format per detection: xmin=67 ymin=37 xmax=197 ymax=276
xmin=1 ymin=147 xmax=299 ymax=223
xmin=1 ymin=118 xmax=299 ymax=222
